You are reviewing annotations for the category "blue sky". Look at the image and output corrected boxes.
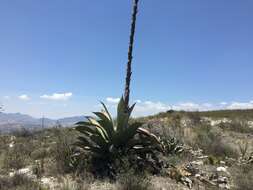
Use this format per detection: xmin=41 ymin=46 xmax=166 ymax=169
xmin=0 ymin=0 xmax=253 ymax=118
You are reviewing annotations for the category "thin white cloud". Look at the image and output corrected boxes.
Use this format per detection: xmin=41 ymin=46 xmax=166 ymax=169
xmin=134 ymin=101 xmax=171 ymax=116
xmin=220 ymin=102 xmax=228 ymax=105
xmin=18 ymin=94 xmax=30 ymax=101
xmin=226 ymin=101 xmax=253 ymax=110
xmin=106 ymin=97 xmax=120 ymax=104
xmin=202 ymin=103 xmax=213 ymax=108
xmin=105 ymin=96 xmax=253 ymax=117
xmin=40 ymin=92 xmax=73 ymax=101
xmin=172 ymin=102 xmax=201 ymax=111
xmin=3 ymin=96 xmax=10 ymax=100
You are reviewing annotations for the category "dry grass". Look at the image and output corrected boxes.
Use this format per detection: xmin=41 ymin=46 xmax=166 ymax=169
xmin=0 ymin=174 xmax=46 ymax=190
xmin=116 ymin=174 xmax=154 ymax=190
xmin=232 ymin=164 xmax=253 ymax=190
xmin=191 ymin=124 xmax=238 ymax=159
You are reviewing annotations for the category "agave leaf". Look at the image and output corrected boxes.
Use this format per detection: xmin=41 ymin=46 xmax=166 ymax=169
xmin=87 ymin=117 xmax=110 ymax=141
xmin=113 ymin=122 xmax=141 ymax=148
xmin=137 ymin=127 xmax=160 ymax=144
xmin=127 ymin=138 xmax=153 ymax=149
xmin=87 ymin=117 xmax=101 ymax=127
xmin=75 ymin=137 xmax=94 ymax=148
xmin=128 ymin=103 xmax=136 ymax=115
xmin=74 ymin=138 xmax=103 ymax=155
xmin=75 ymin=121 xmax=99 ymax=128
xmin=137 ymin=127 xmax=164 ymax=152
xmin=116 ymin=97 xmax=129 ymax=132
xmin=90 ymin=134 xmax=109 ymax=148
xmin=76 ymin=121 xmax=107 ymax=139
xmin=100 ymin=101 xmax=113 ymax=122
xmin=73 ymin=141 xmax=90 ymax=149
xmin=82 ymin=146 xmax=103 ymax=155
xmin=93 ymin=111 xmax=114 ymax=139
xmin=132 ymin=146 xmax=156 ymax=154
xmin=123 ymin=122 xmax=142 ymax=141
xmin=76 ymin=125 xmax=98 ymax=136
xmin=116 ymin=97 xmax=136 ymax=132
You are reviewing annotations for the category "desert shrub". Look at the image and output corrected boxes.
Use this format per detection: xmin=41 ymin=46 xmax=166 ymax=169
xmin=59 ymin=178 xmax=90 ymax=190
xmin=116 ymin=173 xmax=154 ymax=190
xmin=186 ymin=112 xmax=202 ymax=126
xmin=193 ymin=124 xmax=238 ymax=159
xmin=3 ymin=136 xmax=36 ymax=170
xmin=0 ymin=174 xmax=46 ymax=190
xmin=232 ymin=164 xmax=253 ymax=190
xmin=3 ymin=146 xmax=27 ymax=170
xmin=11 ymin=128 xmax=34 ymax=138
xmin=30 ymin=145 xmax=50 ymax=175
xmin=219 ymin=119 xmax=253 ymax=134
xmin=31 ymin=148 xmax=48 ymax=160
xmin=238 ymin=141 xmax=250 ymax=160
xmin=0 ymin=135 xmax=10 ymax=151
xmin=52 ymin=128 xmax=77 ymax=174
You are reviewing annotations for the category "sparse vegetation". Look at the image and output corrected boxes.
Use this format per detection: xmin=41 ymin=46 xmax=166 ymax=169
xmin=0 ymin=111 xmax=252 ymax=189
xmin=53 ymin=128 xmax=77 ymax=174
xmin=0 ymin=0 xmax=252 ymax=190
xmin=192 ymin=124 xmax=238 ymax=159
xmin=232 ymin=164 xmax=253 ymax=190
xmin=3 ymin=144 xmax=29 ymax=170
xmin=218 ymin=119 xmax=253 ymax=134
xmin=0 ymin=174 xmax=46 ymax=190
xmin=116 ymin=173 xmax=154 ymax=190
xmin=59 ymin=178 xmax=90 ymax=190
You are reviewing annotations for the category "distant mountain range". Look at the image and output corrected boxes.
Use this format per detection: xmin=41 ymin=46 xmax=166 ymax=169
xmin=0 ymin=112 xmax=85 ymax=133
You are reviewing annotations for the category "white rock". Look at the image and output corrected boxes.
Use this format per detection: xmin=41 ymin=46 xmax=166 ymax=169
xmin=18 ymin=168 xmax=31 ymax=175
xmin=217 ymin=167 xmax=227 ymax=172
xmin=40 ymin=177 xmax=57 ymax=189
xmin=191 ymin=161 xmax=204 ymax=165
xmin=9 ymin=172 xmax=15 ymax=177
xmin=219 ymin=183 xmax=230 ymax=189
xmin=216 ymin=166 xmax=230 ymax=175
xmin=220 ymin=161 xmax=226 ymax=165
xmin=217 ymin=176 xmax=228 ymax=184
xmin=9 ymin=142 xmax=14 ymax=148
xmin=41 ymin=177 xmax=51 ymax=184
xmin=248 ymin=121 xmax=253 ymax=128
xmin=197 ymin=156 xmax=208 ymax=159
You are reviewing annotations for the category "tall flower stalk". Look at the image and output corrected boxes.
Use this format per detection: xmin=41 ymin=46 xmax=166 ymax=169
xmin=124 ymin=0 xmax=139 ymax=110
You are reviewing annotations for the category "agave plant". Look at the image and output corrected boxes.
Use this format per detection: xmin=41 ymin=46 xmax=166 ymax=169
xmin=73 ymin=0 xmax=163 ymax=176
xmin=161 ymin=137 xmax=184 ymax=155
xmin=74 ymin=97 xmax=163 ymax=162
